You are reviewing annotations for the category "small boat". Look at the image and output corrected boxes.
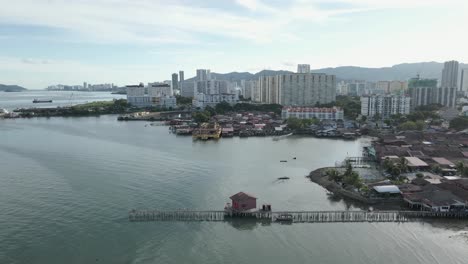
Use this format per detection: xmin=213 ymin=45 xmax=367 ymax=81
xmin=293 ymin=157 xmax=297 ymax=160
xmin=276 ymin=214 xmax=293 ymax=222
xmin=277 ymin=177 xmax=290 ymax=180
xmin=280 ymin=160 xmax=288 ymax=162
xmin=33 ymin=99 xmax=53 ymax=103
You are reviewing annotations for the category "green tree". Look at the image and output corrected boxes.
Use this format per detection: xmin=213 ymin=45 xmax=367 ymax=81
xmin=215 ymin=101 xmax=233 ymax=114
xmin=397 ymin=157 xmax=409 ymax=173
xmin=373 ymin=113 xmax=381 ymax=121
xmin=450 ymin=117 xmax=468 ymax=131
xmin=399 ymin=121 xmax=417 ymax=131
xmin=326 ymin=169 xmax=343 ymax=183
xmin=388 ymin=164 xmax=401 ymax=178
xmin=343 ymin=171 xmax=363 ymax=189
xmin=204 ymin=106 xmax=216 ymax=116
xmin=286 ymin=117 xmax=303 ymax=130
xmin=416 ymin=173 xmax=424 ymax=178
xmin=431 ymin=164 xmax=442 ymax=174
xmin=193 ymin=112 xmax=210 ymax=123
xmin=415 ymin=120 xmax=425 ymax=131
xmin=175 ymin=95 xmax=193 ymax=105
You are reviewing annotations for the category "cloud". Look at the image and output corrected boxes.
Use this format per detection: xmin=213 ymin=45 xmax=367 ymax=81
xmin=21 ymin=58 xmax=54 ymax=64
xmin=3 ymin=0 xmax=459 ymax=45
xmin=282 ymin=61 xmax=295 ymax=67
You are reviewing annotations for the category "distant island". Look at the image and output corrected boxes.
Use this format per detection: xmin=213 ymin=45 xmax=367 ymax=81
xmin=0 ymin=84 xmax=28 ymax=92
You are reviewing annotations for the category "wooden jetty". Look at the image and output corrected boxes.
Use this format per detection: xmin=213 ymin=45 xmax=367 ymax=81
xmin=128 ymin=210 xmax=468 ymax=223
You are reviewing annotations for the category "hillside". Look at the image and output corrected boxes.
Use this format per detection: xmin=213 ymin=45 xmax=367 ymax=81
xmin=0 ymin=84 xmax=28 ymax=92
xmin=184 ymin=62 xmax=467 ymax=83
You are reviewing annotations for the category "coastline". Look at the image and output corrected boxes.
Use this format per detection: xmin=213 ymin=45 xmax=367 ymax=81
xmin=307 ymin=167 xmax=403 ymax=206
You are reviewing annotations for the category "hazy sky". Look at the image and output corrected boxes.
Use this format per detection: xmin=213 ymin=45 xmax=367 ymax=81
xmin=0 ymin=0 xmax=467 ymax=88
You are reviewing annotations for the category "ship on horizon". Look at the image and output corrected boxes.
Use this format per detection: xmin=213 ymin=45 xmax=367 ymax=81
xmin=33 ymin=99 xmax=53 ymax=103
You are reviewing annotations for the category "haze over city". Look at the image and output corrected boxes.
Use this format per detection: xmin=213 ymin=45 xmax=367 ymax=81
xmin=1 ymin=0 xmax=468 ymax=88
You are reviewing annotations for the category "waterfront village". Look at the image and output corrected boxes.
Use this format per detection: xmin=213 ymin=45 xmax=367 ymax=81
xmin=4 ymin=63 xmax=468 ymax=217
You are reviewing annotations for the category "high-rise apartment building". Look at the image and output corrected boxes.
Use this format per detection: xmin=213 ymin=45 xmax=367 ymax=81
xmin=408 ymin=77 xmax=437 ymax=109
xmin=180 ymin=81 xmax=196 ymax=97
xmin=279 ymin=73 xmax=335 ymax=106
xmin=258 ymin=73 xmax=336 ymax=105
xmin=243 ymin=80 xmax=258 ymax=100
xmin=297 ymin=64 xmax=311 ymax=73
xmin=196 ymin=69 xmax=211 ymax=81
xmin=179 ymin=71 xmax=184 ymax=83
xmin=441 ymin=60 xmax=459 ymax=88
xmin=171 ymin=73 xmax=179 ymax=91
xmin=258 ymin=76 xmax=280 ymax=104
xmin=433 ymin=87 xmax=457 ymax=108
xmin=361 ymin=95 xmax=411 ymax=118
xmin=461 ymin=69 xmax=468 ymax=92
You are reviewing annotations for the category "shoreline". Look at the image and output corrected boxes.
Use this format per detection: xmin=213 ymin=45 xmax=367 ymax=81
xmin=307 ymin=167 xmax=404 ymax=206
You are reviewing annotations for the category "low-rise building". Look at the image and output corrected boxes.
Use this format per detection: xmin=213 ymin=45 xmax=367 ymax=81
xmin=281 ymin=107 xmax=344 ymax=120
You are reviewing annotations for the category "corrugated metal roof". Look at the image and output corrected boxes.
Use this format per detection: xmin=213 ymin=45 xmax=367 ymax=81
xmin=373 ymin=185 xmax=401 ymax=194
xmin=432 ymin=157 xmax=455 ymax=166
xmin=405 ymin=157 xmax=429 ymax=167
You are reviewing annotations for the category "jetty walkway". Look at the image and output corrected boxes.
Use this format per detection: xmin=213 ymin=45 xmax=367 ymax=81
xmin=128 ymin=210 xmax=468 ymax=223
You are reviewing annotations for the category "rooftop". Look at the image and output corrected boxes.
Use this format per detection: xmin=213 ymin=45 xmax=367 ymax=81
xmin=373 ymin=185 xmax=401 ymax=194
xmin=229 ymin=192 xmax=257 ymax=201
xmin=282 ymin=107 xmax=342 ymax=113
xmin=405 ymin=157 xmax=429 ymax=167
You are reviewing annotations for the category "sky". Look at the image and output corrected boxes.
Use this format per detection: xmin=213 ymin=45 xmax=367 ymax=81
xmin=0 ymin=0 xmax=467 ymax=89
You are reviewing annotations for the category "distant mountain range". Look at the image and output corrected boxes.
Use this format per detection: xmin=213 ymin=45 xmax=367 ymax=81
xmin=187 ymin=62 xmax=467 ymax=83
xmin=0 ymin=84 xmax=27 ymax=92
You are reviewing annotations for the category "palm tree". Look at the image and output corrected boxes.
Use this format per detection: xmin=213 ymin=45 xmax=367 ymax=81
xmin=326 ymin=169 xmax=342 ymax=183
xmin=389 ymin=164 xmax=401 ymax=179
xmin=382 ymin=157 xmax=393 ymax=171
xmin=398 ymin=157 xmax=409 ymax=173
xmin=456 ymin=162 xmax=465 ymax=176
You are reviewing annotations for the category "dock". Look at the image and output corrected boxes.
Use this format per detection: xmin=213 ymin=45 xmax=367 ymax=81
xmin=128 ymin=210 xmax=468 ymax=223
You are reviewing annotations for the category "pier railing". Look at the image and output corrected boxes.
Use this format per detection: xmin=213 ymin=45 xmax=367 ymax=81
xmin=128 ymin=210 xmax=468 ymax=223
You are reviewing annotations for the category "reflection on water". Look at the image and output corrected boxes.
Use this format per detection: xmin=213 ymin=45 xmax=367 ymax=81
xmin=226 ymin=218 xmax=269 ymax=230
xmin=1 ymin=116 xmax=468 ymax=264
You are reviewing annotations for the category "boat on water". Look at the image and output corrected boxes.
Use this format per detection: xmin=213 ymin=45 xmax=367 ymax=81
xmin=33 ymin=99 xmax=53 ymax=103
xmin=277 ymin=177 xmax=290 ymax=180
xmin=280 ymin=160 xmax=288 ymax=162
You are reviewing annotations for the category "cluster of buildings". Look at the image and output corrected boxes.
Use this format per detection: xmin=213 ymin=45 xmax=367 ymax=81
xmin=337 ymin=80 xmax=408 ymax=96
xmin=177 ymin=65 xmax=336 ymax=109
xmin=47 ymin=82 xmax=115 ymax=91
xmin=175 ymin=69 xmax=239 ymax=108
xmin=366 ymin=131 xmax=468 ymax=212
xmin=126 ymin=83 xmax=176 ymax=108
xmin=361 ymin=60 xmax=466 ymax=118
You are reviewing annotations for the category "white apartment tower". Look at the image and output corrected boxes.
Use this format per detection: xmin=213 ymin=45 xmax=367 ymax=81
xmin=361 ymin=95 xmax=411 ymax=118
xmin=259 ymin=76 xmax=280 ymax=104
xmin=461 ymin=69 xmax=468 ymax=92
xmin=441 ymin=60 xmax=459 ymax=89
xmin=297 ymin=64 xmax=311 ymax=73
xmin=196 ymin=69 xmax=211 ymax=81
xmin=279 ymin=73 xmax=336 ymax=106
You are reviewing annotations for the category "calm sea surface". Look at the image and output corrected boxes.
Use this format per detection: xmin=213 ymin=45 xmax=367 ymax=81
xmin=1 ymin=95 xmax=468 ymax=263
xmin=0 ymin=91 xmax=125 ymax=111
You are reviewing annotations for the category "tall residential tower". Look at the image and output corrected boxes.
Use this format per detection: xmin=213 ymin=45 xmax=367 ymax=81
xmin=441 ymin=60 xmax=459 ymax=89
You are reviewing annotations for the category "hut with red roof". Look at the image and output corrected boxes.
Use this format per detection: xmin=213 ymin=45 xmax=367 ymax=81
xmin=229 ymin=192 xmax=257 ymax=211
